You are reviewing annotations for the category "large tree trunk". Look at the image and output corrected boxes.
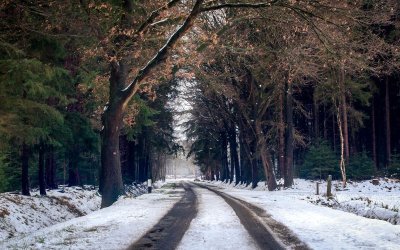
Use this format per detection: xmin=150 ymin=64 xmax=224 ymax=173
xmin=99 ymin=62 xmax=126 ymax=208
xmin=100 ymin=109 xmax=124 ymax=207
xmin=284 ymin=82 xmax=294 ymax=187
xmin=385 ymin=77 xmax=391 ymax=168
xmin=38 ymin=145 xmax=46 ymax=195
xmin=255 ymin=120 xmax=277 ymax=191
xmin=21 ymin=144 xmax=30 ymax=196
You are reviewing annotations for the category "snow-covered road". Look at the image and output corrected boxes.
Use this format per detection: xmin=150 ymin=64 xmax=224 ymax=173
xmin=1 ymin=179 xmax=399 ymax=250
xmin=178 ymin=185 xmax=259 ymax=250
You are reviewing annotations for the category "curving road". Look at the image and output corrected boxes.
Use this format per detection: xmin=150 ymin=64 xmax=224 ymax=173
xmin=128 ymin=181 xmax=309 ymax=250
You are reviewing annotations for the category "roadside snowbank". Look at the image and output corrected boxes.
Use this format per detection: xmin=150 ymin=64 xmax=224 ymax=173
xmin=0 ymin=186 xmax=101 ymax=241
xmin=206 ymin=178 xmax=400 ymax=250
xmin=0 ymin=183 xmax=181 ymax=249
xmin=0 ymin=182 xmax=153 ymax=242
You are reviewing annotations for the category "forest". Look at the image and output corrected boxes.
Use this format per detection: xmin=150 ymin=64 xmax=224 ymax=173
xmin=0 ymin=0 xmax=399 ymax=209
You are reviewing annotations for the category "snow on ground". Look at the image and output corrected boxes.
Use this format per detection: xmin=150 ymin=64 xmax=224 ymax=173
xmin=206 ymin=178 xmax=400 ymax=250
xmin=0 ymin=183 xmax=182 ymax=250
xmin=307 ymin=179 xmax=400 ymax=225
xmin=178 ymin=186 xmax=258 ymax=250
xmin=0 ymin=186 xmax=101 ymax=241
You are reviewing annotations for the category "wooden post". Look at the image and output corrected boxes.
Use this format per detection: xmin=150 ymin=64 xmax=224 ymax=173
xmin=147 ymin=179 xmax=152 ymax=193
xmin=327 ymin=175 xmax=332 ymax=198
xmin=316 ymin=182 xmax=320 ymax=195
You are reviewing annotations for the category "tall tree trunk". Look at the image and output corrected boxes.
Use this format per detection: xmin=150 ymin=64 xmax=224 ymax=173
xmin=340 ymin=66 xmax=350 ymax=163
xmin=323 ymin=104 xmax=328 ymax=140
xmin=99 ymin=62 xmax=126 ymax=208
xmin=284 ymin=82 xmax=294 ymax=187
xmin=68 ymin=154 xmax=79 ymax=186
xmin=128 ymin=140 xmax=136 ymax=183
xmin=385 ymin=77 xmax=391 ymax=168
xmin=229 ymin=125 xmax=240 ymax=185
xmin=314 ymin=90 xmax=319 ymax=138
xmin=336 ymin=102 xmax=347 ymax=188
xmin=21 ymin=144 xmax=30 ymax=196
xmin=371 ymin=97 xmax=377 ymax=172
xmin=38 ymin=145 xmax=46 ymax=196
xmin=139 ymin=137 xmax=147 ymax=182
xmin=45 ymin=149 xmax=57 ymax=189
xmin=221 ymin=132 xmax=229 ymax=182
xmin=229 ymin=141 xmax=234 ymax=183
xmin=255 ymin=120 xmax=277 ymax=191
xmin=251 ymin=154 xmax=258 ymax=189
xmin=332 ymin=114 xmax=336 ymax=151
xmin=278 ymin=88 xmax=286 ymax=180
xmin=239 ymin=132 xmax=249 ymax=185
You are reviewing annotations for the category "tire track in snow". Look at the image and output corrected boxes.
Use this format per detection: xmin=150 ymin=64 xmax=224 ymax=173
xmin=128 ymin=182 xmax=197 ymax=250
xmin=196 ymin=183 xmax=310 ymax=250
xmin=177 ymin=183 xmax=259 ymax=250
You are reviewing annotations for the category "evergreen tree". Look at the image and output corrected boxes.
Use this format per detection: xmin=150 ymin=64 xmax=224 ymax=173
xmin=300 ymin=140 xmax=340 ymax=180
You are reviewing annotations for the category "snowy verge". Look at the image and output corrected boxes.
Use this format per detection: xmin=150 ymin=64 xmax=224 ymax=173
xmin=0 ymin=183 xmax=182 ymax=250
xmin=0 ymin=186 xmax=101 ymax=241
xmin=203 ymin=178 xmax=400 ymax=250
xmin=0 ymin=181 xmax=155 ymax=242
xmin=306 ymin=179 xmax=400 ymax=225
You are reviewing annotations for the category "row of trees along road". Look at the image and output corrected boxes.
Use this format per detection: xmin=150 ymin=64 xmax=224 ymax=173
xmin=0 ymin=1 xmax=399 ymax=207
xmin=185 ymin=1 xmax=400 ymax=189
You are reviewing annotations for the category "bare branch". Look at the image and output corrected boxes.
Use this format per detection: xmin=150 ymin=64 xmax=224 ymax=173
xmin=200 ymin=0 xmax=280 ymax=12
xmin=137 ymin=0 xmax=181 ymax=34
xmin=121 ymin=0 xmax=205 ymax=107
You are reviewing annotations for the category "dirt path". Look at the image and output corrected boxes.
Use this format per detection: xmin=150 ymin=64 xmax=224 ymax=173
xmin=127 ymin=182 xmax=198 ymax=250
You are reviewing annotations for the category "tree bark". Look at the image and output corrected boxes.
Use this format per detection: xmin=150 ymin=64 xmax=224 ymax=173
xmin=239 ymin=131 xmax=250 ymax=186
xmin=278 ymin=88 xmax=286 ymax=180
xmin=323 ymin=104 xmax=328 ymax=140
xmin=99 ymin=62 xmax=126 ymax=208
xmin=332 ymin=113 xmax=336 ymax=151
xmin=314 ymin=90 xmax=319 ymax=138
xmin=255 ymin=120 xmax=277 ymax=191
xmin=68 ymin=154 xmax=79 ymax=186
xmin=340 ymin=66 xmax=350 ymax=163
xmin=221 ymin=131 xmax=229 ymax=182
xmin=229 ymin=124 xmax=240 ymax=185
xmin=284 ymin=82 xmax=294 ymax=187
xmin=45 ymin=149 xmax=57 ymax=189
xmin=336 ymin=103 xmax=347 ymax=188
xmin=385 ymin=77 xmax=391 ymax=168
xmin=371 ymin=96 xmax=377 ymax=172
xmin=21 ymin=144 xmax=30 ymax=196
xmin=38 ymin=145 xmax=46 ymax=196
